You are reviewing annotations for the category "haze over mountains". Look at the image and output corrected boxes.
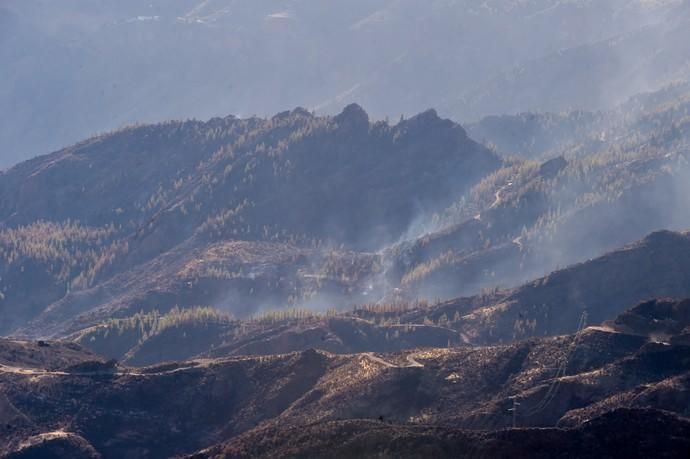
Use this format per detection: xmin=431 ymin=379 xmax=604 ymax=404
xmin=3 ymin=2 xmax=690 ymax=458
xmin=2 ymin=87 xmax=689 ymax=339
xmin=3 ymin=0 xmax=690 ymax=168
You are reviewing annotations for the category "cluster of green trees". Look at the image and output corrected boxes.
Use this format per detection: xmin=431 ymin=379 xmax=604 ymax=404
xmin=93 ymin=306 xmax=235 ymax=342
xmin=0 ymin=220 xmax=126 ymax=290
xmin=353 ymin=299 xmax=434 ymax=317
xmin=250 ymin=307 xmax=340 ymax=324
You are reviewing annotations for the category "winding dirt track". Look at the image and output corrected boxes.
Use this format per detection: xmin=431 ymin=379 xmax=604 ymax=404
xmin=490 ymin=189 xmax=503 ymax=209
xmin=2 ymin=326 xmax=625 ymax=379
xmin=0 ymin=364 xmax=67 ymax=376
xmin=475 ymin=183 xmax=512 ymax=221
xmin=0 ymin=362 xmax=213 ymax=378
xmin=586 ymin=325 xmax=620 ymax=334
xmin=0 ymin=349 xmax=427 ymax=382
xmin=363 ymin=352 xmax=424 ymax=368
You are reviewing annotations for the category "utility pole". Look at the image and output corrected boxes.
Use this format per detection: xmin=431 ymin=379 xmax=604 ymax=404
xmin=508 ymin=396 xmax=520 ymax=428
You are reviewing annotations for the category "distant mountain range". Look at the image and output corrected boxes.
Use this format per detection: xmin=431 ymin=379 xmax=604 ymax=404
xmin=2 ymin=81 xmax=690 ymax=340
xmin=2 ymin=0 xmax=690 ymax=168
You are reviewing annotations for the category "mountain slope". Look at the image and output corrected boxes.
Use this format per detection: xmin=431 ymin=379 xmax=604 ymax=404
xmin=60 ymin=229 xmax=690 ymax=364
xmin=466 ymin=80 xmax=690 ymax=159
xmin=0 ymin=106 xmax=499 ymax=337
xmin=400 ymin=230 xmax=690 ymax=345
xmin=4 ymin=300 xmax=690 ymax=458
xmin=444 ymin=10 xmax=690 ymax=121
xmin=387 ymin=94 xmax=690 ymax=302
xmin=193 ymin=410 xmax=690 ymax=459
xmin=6 ymin=89 xmax=690 ymax=340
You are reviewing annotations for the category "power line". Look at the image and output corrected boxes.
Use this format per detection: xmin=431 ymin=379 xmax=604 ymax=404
xmin=523 ymin=310 xmax=588 ymax=418
xmin=508 ymin=396 xmax=521 ymax=428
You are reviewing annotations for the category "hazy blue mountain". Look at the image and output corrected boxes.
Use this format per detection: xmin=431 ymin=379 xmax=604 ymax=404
xmin=2 ymin=0 xmax=688 ymax=168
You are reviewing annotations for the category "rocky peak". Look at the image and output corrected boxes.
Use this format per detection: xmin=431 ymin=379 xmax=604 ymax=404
xmin=334 ymin=103 xmax=370 ymax=132
xmin=395 ymin=109 xmax=466 ymax=143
